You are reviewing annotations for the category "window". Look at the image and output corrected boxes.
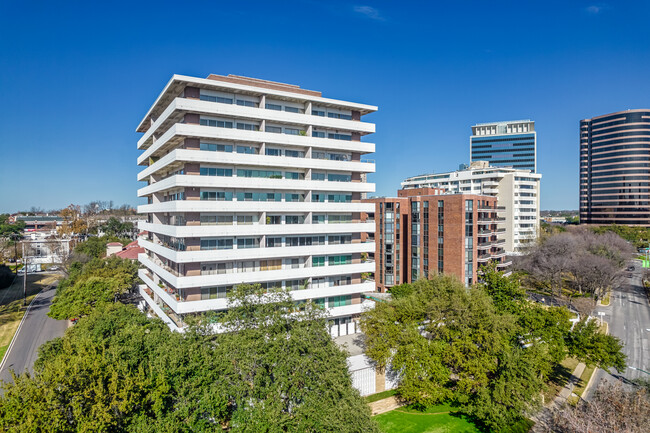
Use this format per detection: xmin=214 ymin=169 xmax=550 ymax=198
xmin=328 ymin=173 xmax=351 ymax=182
xmin=328 ymin=194 xmax=352 ymax=203
xmin=285 ymin=149 xmax=303 ymax=158
xmin=284 ymin=106 xmax=300 ymax=113
xmin=312 ymin=109 xmax=325 ymax=116
xmin=267 ymin=215 xmax=281 ymax=225
xmin=328 ymin=295 xmax=352 ymax=307
xmin=237 ymin=238 xmax=259 ymax=249
xmin=237 ymin=215 xmax=254 ymax=225
xmin=237 ymin=169 xmax=282 ymax=178
xmin=328 ymin=215 xmax=352 ymax=224
xmin=312 ymin=193 xmax=325 ymax=202
xmin=237 ymin=261 xmax=255 ymax=273
xmin=200 ymin=215 xmax=232 ymax=225
xmin=201 ymin=239 xmax=233 ymax=250
xmin=201 ymin=286 xmax=231 ymax=300
xmin=312 ymin=131 xmax=326 ymax=138
xmin=266 ymin=237 xmax=282 ymax=247
xmin=199 ymin=118 xmax=233 ymax=128
xmin=265 ymin=103 xmax=282 ymax=111
xmin=328 ymin=255 xmax=352 ymax=266
xmin=285 ymin=128 xmax=300 ymax=135
xmin=265 ymin=148 xmax=281 ymax=156
xmin=312 ymin=172 xmax=326 ymax=181
xmin=236 ymin=99 xmax=256 ymax=107
xmin=288 ymin=258 xmax=300 ymax=269
xmin=327 ymin=133 xmax=352 ymax=141
xmin=285 ymin=193 xmax=303 ymax=202
xmin=237 ymin=145 xmax=257 ymax=154
xmin=260 ymin=259 xmax=282 ymax=271
xmin=201 ymin=191 xmax=233 ymax=201
xmin=285 ymin=215 xmax=302 ymax=224
xmin=327 ymin=112 xmax=352 ymax=120
xmin=236 ymin=122 xmax=258 ymax=131
xmin=200 ymin=95 xmax=233 ymax=104
xmin=329 ymin=235 xmax=351 ymax=244
xmin=265 ymin=126 xmax=282 ymax=133
xmin=200 ymin=167 xmax=232 ymax=177
xmin=312 ymin=256 xmax=325 ymax=267
xmin=312 ymin=214 xmax=326 ymax=224
xmin=236 ymin=192 xmax=282 ymax=202
xmin=285 ymin=172 xmax=302 ymax=180
xmin=200 ymin=143 xmax=232 ymax=152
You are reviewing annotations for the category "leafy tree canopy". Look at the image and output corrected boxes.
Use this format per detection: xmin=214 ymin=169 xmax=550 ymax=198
xmin=49 ymin=256 xmax=139 ymax=320
xmin=361 ymin=267 xmax=627 ymax=431
xmin=0 ymin=214 xmax=25 ymax=238
xmin=1 ymin=285 xmax=379 ymax=433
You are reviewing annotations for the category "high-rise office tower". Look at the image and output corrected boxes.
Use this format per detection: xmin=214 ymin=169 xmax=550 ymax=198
xmin=580 ymin=109 xmax=650 ymax=225
xmin=470 ymin=120 xmax=537 ymax=172
xmin=136 ymin=74 xmax=377 ymax=336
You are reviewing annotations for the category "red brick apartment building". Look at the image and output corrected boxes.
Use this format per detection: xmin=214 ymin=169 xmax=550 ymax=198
xmin=364 ymin=188 xmax=509 ymax=292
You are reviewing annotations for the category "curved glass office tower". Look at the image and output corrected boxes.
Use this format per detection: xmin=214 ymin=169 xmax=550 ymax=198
xmin=580 ymin=109 xmax=650 ymax=225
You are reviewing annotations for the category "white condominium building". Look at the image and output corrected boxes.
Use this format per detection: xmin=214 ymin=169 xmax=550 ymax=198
xmin=136 ymin=74 xmax=377 ymax=335
xmin=401 ymin=161 xmax=541 ymax=253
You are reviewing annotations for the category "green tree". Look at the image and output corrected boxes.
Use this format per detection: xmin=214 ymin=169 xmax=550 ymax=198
xmin=0 ymin=215 xmax=25 ymax=238
xmin=100 ymin=217 xmax=134 ymax=238
xmin=1 ymin=284 xmax=379 ymax=432
xmin=566 ymin=319 xmax=626 ymax=371
xmin=49 ymin=256 xmax=138 ymax=320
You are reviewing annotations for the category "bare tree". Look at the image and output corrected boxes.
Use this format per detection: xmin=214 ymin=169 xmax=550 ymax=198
xmin=547 ymin=382 xmax=650 ymax=433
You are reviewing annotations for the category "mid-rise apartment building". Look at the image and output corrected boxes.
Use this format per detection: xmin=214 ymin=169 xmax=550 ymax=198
xmin=471 ymin=120 xmax=537 ymax=172
xmin=365 ymin=188 xmax=508 ymax=291
xmin=580 ymin=109 xmax=650 ymax=226
xmin=401 ymin=161 xmax=541 ymax=253
xmin=136 ymin=74 xmax=377 ymax=335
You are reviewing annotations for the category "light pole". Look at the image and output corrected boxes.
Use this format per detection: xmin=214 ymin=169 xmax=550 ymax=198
xmin=22 ymin=242 xmax=27 ymax=306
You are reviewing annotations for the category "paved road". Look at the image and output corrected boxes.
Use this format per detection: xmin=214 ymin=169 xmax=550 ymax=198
xmin=0 ymin=279 xmax=68 ymax=386
xmin=584 ymin=261 xmax=650 ymax=399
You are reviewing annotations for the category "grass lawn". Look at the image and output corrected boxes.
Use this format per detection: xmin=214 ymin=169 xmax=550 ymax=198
xmin=365 ymin=388 xmax=398 ymax=403
xmin=0 ymin=273 xmax=59 ymax=362
xmin=375 ymin=405 xmax=478 ymax=433
xmin=375 ymin=403 xmax=533 ymax=433
xmin=543 ymin=357 xmax=579 ymax=403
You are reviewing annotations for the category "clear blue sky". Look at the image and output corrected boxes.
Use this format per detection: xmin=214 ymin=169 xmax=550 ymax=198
xmin=1 ymin=0 xmax=649 ymax=213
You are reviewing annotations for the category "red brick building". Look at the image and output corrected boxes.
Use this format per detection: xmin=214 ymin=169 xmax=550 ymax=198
xmin=364 ymin=188 xmax=509 ymax=292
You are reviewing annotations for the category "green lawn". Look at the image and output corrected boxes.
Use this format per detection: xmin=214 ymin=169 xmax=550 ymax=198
xmin=375 ymin=406 xmax=479 ymax=433
xmin=375 ymin=403 xmax=534 ymax=433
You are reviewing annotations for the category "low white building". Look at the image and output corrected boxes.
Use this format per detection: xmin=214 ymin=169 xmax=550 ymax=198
xmin=402 ymin=161 xmax=541 ymax=253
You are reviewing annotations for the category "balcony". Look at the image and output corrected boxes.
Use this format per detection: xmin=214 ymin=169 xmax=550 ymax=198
xmin=138 ymin=97 xmax=376 ymax=150
xmin=138 ymin=124 xmax=376 ymax=166
xmin=137 ymin=149 xmax=375 ymax=181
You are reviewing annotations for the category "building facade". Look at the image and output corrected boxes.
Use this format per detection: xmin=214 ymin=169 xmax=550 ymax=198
xmin=471 ymin=120 xmax=537 ymax=172
xmin=401 ymin=161 xmax=541 ymax=253
xmin=580 ymin=109 xmax=650 ymax=226
xmin=136 ymin=74 xmax=377 ymax=335
xmin=365 ymin=188 xmax=508 ymax=292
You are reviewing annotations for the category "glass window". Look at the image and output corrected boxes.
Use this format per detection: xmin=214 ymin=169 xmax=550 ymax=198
xmin=237 ymin=238 xmax=259 ymax=249
xmin=265 ymin=148 xmax=281 ymax=156
xmin=265 ymin=126 xmax=282 ymax=133
xmin=312 ymin=172 xmax=326 ymax=181
xmin=285 ymin=149 xmax=304 ymax=158
xmin=236 ymin=123 xmax=258 ymax=131
xmin=265 ymin=103 xmax=282 ymax=111
xmin=284 ymin=106 xmax=300 ymax=113
xmin=200 ymin=143 xmax=232 ymax=152
xmin=312 ymin=256 xmax=325 ymax=267
xmin=328 ymin=173 xmax=351 ymax=182
xmin=312 ymin=214 xmax=326 ymax=224
xmin=312 ymin=110 xmax=325 ymax=117
xmin=312 ymin=131 xmax=326 ymax=138
xmin=236 ymin=99 xmax=256 ymax=107
xmin=237 ymin=215 xmax=254 ymax=225
xmin=327 ymin=133 xmax=352 ymax=141
xmin=236 ymin=145 xmax=257 ymax=154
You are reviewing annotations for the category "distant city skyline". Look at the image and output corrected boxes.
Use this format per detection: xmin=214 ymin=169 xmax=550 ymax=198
xmin=1 ymin=1 xmax=650 ymax=213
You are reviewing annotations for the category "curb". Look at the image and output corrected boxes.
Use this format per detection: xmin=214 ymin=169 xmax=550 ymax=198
xmin=0 ymin=282 xmax=53 ymax=372
xmin=581 ymin=320 xmax=609 ymax=400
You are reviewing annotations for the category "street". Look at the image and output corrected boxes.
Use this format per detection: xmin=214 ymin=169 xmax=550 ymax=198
xmin=584 ymin=261 xmax=650 ymax=399
xmin=0 ymin=278 xmax=68 ymax=388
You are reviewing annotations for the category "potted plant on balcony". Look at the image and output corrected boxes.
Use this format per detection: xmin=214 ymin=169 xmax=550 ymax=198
xmin=361 ymin=252 xmax=368 ymax=263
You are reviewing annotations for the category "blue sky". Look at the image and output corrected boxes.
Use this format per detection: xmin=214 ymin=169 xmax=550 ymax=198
xmin=1 ymin=0 xmax=649 ymax=213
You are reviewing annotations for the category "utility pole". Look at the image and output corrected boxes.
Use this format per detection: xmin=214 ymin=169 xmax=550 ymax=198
xmin=22 ymin=242 xmax=27 ymax=306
